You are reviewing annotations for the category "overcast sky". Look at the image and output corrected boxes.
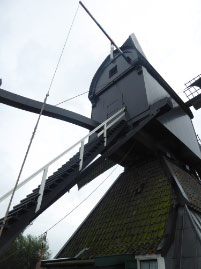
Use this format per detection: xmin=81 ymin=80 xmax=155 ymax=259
xmin=0 ymin=0 xmax=201 ymax=257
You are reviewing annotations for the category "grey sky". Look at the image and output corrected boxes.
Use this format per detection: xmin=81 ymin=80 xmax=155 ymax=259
xmin=0 ymin=0 xmax=201 ymax=256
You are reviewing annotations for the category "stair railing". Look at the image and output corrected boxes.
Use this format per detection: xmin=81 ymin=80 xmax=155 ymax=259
xmin=0 ymin=107 xmax=126 ymax=212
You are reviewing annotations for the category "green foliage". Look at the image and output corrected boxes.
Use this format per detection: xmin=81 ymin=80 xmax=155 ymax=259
xmin=0 ymin=233 xmax=51 ymax=269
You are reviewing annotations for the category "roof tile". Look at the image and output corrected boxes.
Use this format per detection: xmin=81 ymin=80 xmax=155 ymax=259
xmin=58 ymin=159 xmax=175 ymax=259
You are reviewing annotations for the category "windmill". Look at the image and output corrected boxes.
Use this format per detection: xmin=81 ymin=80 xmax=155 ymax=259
xmin=0 ymin=3 xmax=201 ymax=268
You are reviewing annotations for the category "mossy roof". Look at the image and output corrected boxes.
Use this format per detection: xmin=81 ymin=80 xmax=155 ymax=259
xmin=57 ymin=159 xmax=175 ymax=259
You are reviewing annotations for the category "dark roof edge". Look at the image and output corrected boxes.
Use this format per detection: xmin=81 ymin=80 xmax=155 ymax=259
xmin=154 ymin=157 xmax=178 ymax=256
xmin=185 ymin=205 xmax=201 ymax=246
xmin=163 ymin=157 xmax=190 ymax=205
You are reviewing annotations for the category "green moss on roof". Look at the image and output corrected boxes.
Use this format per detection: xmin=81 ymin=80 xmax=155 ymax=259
xmin=58 ymin=159 xmax=175 ymax=259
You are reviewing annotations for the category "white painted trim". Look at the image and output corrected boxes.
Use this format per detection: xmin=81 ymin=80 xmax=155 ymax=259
xmin=35 ymin=167 xmax=48 ymax=212
xmin=135 ymin=254 xmax=165 ymax=269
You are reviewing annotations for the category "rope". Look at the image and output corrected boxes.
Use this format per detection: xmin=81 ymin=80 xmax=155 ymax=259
xmin=55 ymin=69 xmax=120 ymax=107
xmin=0 ymin=4 xmax=80 ymax=237
xmin=56 ymin=90 xmax=88 ymax=106
xmin=55 ymin=80 xmax=112 ymax=107
xmin=55 ymin=79 xmax=114 ymax=107
xmin=0 ymin=93 xmax=49 ymax=237
xmin=55 ymin=73 xmax=117 ymax=107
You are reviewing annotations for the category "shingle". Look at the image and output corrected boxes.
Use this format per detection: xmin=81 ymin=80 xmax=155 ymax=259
xmin=58 ymin=159 xmax=175 ymax=259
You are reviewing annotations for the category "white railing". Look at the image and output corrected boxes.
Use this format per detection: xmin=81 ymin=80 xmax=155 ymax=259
xmin=0 ymin=107 xmax=126 ymax=212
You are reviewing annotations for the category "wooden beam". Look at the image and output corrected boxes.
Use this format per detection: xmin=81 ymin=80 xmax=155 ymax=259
xmin=0 ymin=88 xmax=99 ymax=130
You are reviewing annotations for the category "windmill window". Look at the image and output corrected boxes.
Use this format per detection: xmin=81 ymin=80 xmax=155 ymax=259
xmin=136 ymin=254 xmax=165 ymax=269
xmin=140 ymin=260 xmax=157 ymax=269
xmin=109 ymin=65 xmax=117 ymax=78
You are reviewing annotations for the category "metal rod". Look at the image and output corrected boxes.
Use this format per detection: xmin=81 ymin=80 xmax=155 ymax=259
xmin=79 ymin=1 xmax=130 ymax=64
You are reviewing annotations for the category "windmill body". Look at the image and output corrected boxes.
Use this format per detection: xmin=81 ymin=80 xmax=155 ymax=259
xmin=89 ymin=34 xmax=201 ymax=168
xmin=1 ymin=34 xmax=201 ymax=269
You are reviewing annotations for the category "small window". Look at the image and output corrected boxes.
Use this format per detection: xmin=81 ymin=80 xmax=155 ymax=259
xmin=140 ymin=260 xmax=158 ymax=269
xmin=109 ymin=65 xmax=117 ymax=78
